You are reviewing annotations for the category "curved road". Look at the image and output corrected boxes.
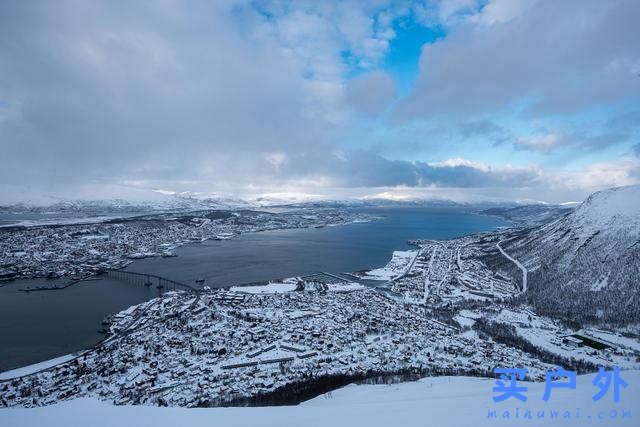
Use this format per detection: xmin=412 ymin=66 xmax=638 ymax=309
xmin=496 ymin=240 xmax=528 ymax=294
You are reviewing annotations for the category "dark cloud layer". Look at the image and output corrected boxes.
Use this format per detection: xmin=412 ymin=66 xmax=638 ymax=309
xmin=263 ymin=149 xmax=540 ymax=189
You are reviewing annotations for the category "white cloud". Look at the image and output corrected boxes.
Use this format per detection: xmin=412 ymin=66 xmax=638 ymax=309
xmin=346 ymin=70 xmax=397 ymax=115
xmin=398 ymin=0 xmax=640 ymax=118
xmin=473 ymin=0 xmax=537 ymax=25
xmin=548 ymin=157 xmax=640 ymax=191
xmin=265 ymin=152 xmax=289 ymax=170
xmin=429 ymin=157 xmax=490 ymax=172
xmin=514 ymin=133 xmax=568 ymax=152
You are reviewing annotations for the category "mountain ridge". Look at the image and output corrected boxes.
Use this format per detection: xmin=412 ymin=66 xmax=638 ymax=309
xmin=501 ymin=184 xmax=640 ymax=326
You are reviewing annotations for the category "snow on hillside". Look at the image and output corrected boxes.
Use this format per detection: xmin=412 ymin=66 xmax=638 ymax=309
xmin=481 ymin=204 xmax=575 ymax=225
xmin=516 ymin=184 xmax=640 ymax=271
xmin=498 ymin=184 xmax=640 ymax=325
xmin=1 ymin=371 xmax=637 ymax=427
xmin=569 ymin=184 xmax=640 ymax=231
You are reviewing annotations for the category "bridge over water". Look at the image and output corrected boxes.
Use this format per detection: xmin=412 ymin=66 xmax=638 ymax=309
xmin=106 ymin=269 xmax=198 ymax=293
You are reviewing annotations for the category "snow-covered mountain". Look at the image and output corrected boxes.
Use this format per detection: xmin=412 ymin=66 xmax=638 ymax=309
xmin=0 ymin=196 xmax=252 ymax=215
xmin=480 ymin=204 xmax=575 ymax=225
xmin=501 ymin=184 xmax=640 ymax=325
xmin=0 ymin=194 xmax=522 ymax=214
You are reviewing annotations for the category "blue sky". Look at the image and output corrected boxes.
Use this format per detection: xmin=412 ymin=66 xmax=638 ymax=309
xmin=384 ymin=21 xmax=445 ymax=94
xmin=0 ymin=0 xmax=639 ymax=204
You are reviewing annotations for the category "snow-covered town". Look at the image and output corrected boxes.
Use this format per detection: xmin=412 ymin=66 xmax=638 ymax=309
xmin=0 ymin=209 xmax=371 ymax=281
xmin=2 ymin=1 xmax=640 ymax=424
xmin=2 ymin=222 xmax=638 ymax=408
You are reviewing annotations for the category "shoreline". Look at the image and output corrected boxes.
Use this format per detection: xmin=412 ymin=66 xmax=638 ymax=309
xmin=0 ymin=208 xmax=509 ymax=376
xmin=0 ymin=209 xmax=376 ymax=282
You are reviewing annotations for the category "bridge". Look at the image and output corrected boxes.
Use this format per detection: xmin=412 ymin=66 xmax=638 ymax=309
xmin=106 ymin=269 xmax=198 ymax=293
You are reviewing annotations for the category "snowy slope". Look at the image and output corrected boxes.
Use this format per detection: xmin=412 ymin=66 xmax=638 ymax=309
xmin=501 ymin=185 xmax=640 ymax=325
xmin=1 ymin=371 xmax=637 ymax=427
xmin=481 ymin=204 xmax=575 ymax=225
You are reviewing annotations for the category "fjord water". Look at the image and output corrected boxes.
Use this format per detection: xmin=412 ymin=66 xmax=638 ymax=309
xmin=125 ymin=207 xmax=508 ymax=286
xmin=0 ymin=278 xmax=161 ymax=373
xmin=0 ymin=207 xmax=507 ymax=372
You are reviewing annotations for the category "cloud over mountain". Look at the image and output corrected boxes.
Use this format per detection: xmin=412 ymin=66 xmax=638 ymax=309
xmin=1 ymin=0 xmax=638 ymax=203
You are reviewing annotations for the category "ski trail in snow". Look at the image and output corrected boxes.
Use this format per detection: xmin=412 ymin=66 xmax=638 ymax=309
xmin=496 ymin=240 xmax=527 ymax=294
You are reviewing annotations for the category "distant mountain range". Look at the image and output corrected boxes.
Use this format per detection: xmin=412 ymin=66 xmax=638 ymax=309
xmin=0 ymin=193 xmax=568 ymax=215
xmin=0 ymin=197 xmax=251 ymax=215
xmin=499 ymin=184 xmax=640 ymax=326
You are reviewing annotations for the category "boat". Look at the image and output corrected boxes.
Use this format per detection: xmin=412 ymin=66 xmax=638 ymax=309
xmin=195 ymin=278 xmax=205 ymax=284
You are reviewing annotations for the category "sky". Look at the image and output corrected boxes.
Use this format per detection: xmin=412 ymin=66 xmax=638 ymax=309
xmin=1 ymin=0 xmax=639 ymax=204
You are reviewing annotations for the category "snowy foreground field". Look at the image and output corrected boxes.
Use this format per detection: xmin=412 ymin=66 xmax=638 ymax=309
xmin=2 ymin=370 xmax=637 ymax=427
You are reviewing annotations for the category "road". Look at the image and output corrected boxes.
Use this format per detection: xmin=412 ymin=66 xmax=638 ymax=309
xmin=422 ymin=246 xmax=439 ymax=303
xmin=496 ymin=240 xmax=527 ymax=293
